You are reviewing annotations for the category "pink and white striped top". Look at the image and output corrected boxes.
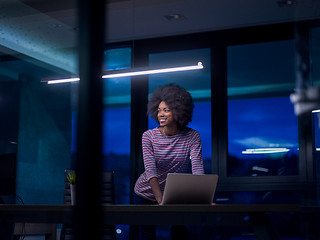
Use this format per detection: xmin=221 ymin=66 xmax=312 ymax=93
xmin=134 ymin=127 xmax=205 ymax=201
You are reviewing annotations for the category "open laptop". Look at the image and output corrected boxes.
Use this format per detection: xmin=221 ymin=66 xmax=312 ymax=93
xmin=161 ymin=173 xmax=219 ymax=205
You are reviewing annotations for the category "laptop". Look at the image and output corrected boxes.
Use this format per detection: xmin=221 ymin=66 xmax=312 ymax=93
xmin=161 ymin=173 xmax=219 ymax=205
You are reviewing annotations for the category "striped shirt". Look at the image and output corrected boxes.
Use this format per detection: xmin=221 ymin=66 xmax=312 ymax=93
xmin=134 ymin=127 xmax=205 ymax=201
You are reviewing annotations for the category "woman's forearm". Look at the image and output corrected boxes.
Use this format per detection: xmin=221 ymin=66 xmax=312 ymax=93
xmin=149 ymin=177 xmax=163 ymax=204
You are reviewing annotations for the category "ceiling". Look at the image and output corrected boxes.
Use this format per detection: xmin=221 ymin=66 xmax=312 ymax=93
xmin=0 ymin=0 xmax=319 ymax=75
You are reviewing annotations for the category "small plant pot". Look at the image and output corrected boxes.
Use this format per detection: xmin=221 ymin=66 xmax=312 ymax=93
xmin=70 ymin=184 xmax=76 ymax=205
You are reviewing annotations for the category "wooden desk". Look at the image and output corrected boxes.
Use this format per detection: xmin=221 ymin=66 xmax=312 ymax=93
xmin=0 ymin=204 xmax=318 ymax=240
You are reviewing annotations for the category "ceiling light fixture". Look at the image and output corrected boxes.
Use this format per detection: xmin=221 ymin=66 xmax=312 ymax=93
xmin=46 ymin=77 xmax=80 ymax=85
xmin=242 ymin=148 xmax=290 ymax=154
xmin=102 ymin=62 xmax=203 ymax=79
xmin=43 ymin=62 xmax=204 ymax=84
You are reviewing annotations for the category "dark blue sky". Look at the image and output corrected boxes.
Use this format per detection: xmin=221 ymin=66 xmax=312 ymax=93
xmin=228 ymin=96 xmax=299 ymax=158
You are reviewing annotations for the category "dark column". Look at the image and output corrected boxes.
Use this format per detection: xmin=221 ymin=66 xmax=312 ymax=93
xmin=130 ymin=75 xmax=148 ymax=203
xmin=130 ymin=44 xmax=149 ymax=204
xmin=294 ymin=23 xmax=316 ymax=204
xmin=129 ymin=44 xmax=149 ymax=240
xmin=75 ymin=0 xmax=105 ymax=240
xmin=211 ymin=41 xmax=227 ymax=176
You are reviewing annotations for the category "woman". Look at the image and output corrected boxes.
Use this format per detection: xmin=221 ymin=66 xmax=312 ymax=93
xmin=134 ymin=83 xmax=205 ymax=239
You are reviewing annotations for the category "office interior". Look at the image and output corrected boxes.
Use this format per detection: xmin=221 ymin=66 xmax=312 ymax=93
xmin=0 ymin=0 xmax=320 ymax=239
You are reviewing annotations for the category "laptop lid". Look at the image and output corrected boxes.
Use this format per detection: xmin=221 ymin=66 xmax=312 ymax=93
xmin=161 ymin=173 xmax=219 ymax=205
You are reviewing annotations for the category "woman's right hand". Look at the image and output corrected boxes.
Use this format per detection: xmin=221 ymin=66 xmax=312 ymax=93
xmin=149 ymin=177 xmax=163 ymax=205
xmin=156 ymin=195 xmax=163 ymax=205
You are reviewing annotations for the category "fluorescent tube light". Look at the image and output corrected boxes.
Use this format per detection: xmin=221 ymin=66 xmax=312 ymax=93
xmin=47 ymin=77 xmax=80 ymax=84
xmin=252 ymin=166 xmax=269 ymax=172
xmin=103 ymin=62 xmax=203 ymax=78
xmin=242 ymin=148 xmax=290 ymax=154
xmin=44 ymin=62 xmax=204 ymax=84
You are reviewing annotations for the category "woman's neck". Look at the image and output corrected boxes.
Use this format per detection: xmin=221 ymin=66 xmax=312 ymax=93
xmin=160 ymin=126 xmax=179 ymax=136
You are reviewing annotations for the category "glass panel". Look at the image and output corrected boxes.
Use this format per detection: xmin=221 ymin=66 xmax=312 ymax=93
xmin=102 ymin=47 xmax=131 ymax=205
xmin=311 ymin=27 xmax=320 ymax=87
xmin=228 ymin=97 xmax=299 ymax=177
xmin=148 ymin=48 xmax=212 ymax=173
xmin=310 ymin=26 xmax=320 ymax=203
xmin=227 ymin=40 xmax=299 ymax=177
xmin=0 ymin=1 xmax=79 ymax=204
xmin=71 ymin=47 xmax=132 ymax=206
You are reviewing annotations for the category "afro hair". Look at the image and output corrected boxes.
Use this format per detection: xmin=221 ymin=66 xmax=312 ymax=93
xmin=148 ymin=83 xmax=194 ymax=130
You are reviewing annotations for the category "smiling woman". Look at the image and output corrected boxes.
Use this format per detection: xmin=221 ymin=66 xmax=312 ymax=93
xmin=148 ymin=48 xmax=212 ymax=174
xmin=135 ymin=84 xmax=204 ymax=204
xmin=133 ymin=83 xmax=205 ymax=240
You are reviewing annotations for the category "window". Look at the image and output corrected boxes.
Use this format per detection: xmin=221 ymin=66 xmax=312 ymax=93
xmin=228 ymin=97 xmax=298 ymax=177
xmin=311 ymin=26 xmax=320 ymax=203
xmin=227 ymin=40 xmax=299 ymax=178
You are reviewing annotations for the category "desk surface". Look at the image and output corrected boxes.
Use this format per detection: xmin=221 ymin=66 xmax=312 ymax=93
xmin=0 ymin=204 xmax=314 ymax=225
xmin=2 ymin=204 xmax=318 ymax=240
xmin=0 ymin=203 xmax=304 ymax=216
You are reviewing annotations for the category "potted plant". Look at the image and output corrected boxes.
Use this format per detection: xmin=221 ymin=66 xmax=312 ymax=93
xmin=67 ymin=171 xmax=76 ymax=205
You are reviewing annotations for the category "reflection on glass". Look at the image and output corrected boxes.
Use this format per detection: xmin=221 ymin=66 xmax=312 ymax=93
xmin=311 ymin=27 xmax=320 ymax=203
xmin=313 ymin=112 xmax=320 ymax=151
xmin=0 ymin=0 xmax=80 ymax=205
xmin=103 ymin=107 xmax=130 ymax=204
xmin=228 ymin=97 xmax=299 ymax=177
xmin=311 ymin=27 xmax=320 ymax=87
xmin=102 ymin=47 xmax=131 ymax=205
xmin=70 ymin=47 xmax=131 ymax=239
xmin=71 ymin=47 xmax=132 ymax=206
xmin=227 ymin=40 xmax=299 ymax=177
xmin=104 ymin=48 xmax=131 ymax=71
